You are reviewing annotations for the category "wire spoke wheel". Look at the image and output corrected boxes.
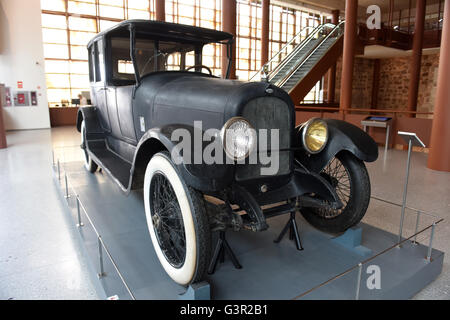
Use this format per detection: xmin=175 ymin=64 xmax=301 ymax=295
xmin=144 ymin=152 xmax=211 ymax=285
xmin=150 ymin=172 xmax=186 ymax=268
xmin=316 ymin=157 xmax=352 ymax=219
xmin=300 ymin=152 xmax=371 ymax=234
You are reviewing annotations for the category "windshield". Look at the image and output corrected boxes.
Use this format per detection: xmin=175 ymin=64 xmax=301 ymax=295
xmin=109 ymin=36 xmax=202 ymax=83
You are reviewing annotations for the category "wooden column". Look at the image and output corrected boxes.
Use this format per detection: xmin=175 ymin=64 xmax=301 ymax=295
xmin=339 ymin=0 xmax=358 ymax=114
xmin=261 ymin=0 xmax=270 ymax=66
xmin=222 ymin=0 xmax=236 ymax=79
xmin=428 ymin=0 xmax=450 ymax=172
xmin=371 ymin=59 xmax=380 ymax=109
xmin=0 ymin=89 xmax=6 ymax=149
xmin=407 ymin=0 xmax=426 ymax=117
xmin=327 ymin=10 xmax=339 ymax=103
xmin=155 ymin=0 xmax=165 ymax=21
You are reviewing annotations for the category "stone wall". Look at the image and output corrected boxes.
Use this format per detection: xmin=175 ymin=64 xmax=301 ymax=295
xmin=328 ymin=52 xmax=440 ymax=115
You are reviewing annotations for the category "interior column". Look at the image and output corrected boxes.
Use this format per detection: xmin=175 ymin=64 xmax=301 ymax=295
xmin=327 ymin=10 xmax=339 ymax=103
xmin=371 ymin=59 xmax=380 ymax=109
xmin=222 ymin=0 xmax=237 ymax=79
xmin=407 ymin=0 xmax=426 ymax=117
xmin=428 ymin=0 xmax=450 ymax=172
xmin=261 ymin=0 xmax=270 ymax=66
xmin=155 ymin=0 xmax=165 ymax=21
xmin=339 ymin=0 xmax=358 ymax=114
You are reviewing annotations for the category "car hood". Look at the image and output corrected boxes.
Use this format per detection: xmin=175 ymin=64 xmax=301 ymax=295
xmin=133 ymin=71 xmax=293 ymax=131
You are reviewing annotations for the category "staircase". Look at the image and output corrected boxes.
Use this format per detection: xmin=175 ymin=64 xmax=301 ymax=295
xmin=251 ymin=22 xmax=345 ymax=104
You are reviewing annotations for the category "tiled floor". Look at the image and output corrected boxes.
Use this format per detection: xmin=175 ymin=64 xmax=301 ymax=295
xmin=0 ymin=126 xmax=448 ymax=299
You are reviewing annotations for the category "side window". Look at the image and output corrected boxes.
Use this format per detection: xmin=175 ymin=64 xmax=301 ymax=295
xmin=94 ymin=40 xmax=103 ymax=82
xmin=110 ymin=37 xmax=136 ymax=83
xmin=88 ymin=47 xmax=94 ymax=82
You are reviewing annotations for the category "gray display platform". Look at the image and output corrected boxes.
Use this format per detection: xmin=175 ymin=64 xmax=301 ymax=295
xmin=55 ymin=161 xmax=444 ymax=300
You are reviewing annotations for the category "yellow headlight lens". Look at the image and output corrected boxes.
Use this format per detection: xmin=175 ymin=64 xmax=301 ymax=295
xmin=303 ymin=119 xmax=328 ymax=153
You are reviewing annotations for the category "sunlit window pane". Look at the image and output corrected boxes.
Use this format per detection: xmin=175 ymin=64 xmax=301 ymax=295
xmin=70 ymin=31 xmax=96 ymax=45
xmin=45 ymin=60 xmax=70 ymax=74
xmin=99 ymin=19 xmax=120 ymax=31
xmin=128 ymin=0 xmax=149 ymax=10
xmin=44 ymin=44 xmax=69 ymax=59
xmin=68 ymin=1 xmax=96 ymax=15
xmin=70 ymin=61 xmax=89 ymax=74
xmin=99 ymin=5 xmax=124 ymax=19
xmin=41 ymin=13 xmax=67 ymax=29
xmin=40 ymin=0 xmax=65 ymax=12
xmin=127 ymin=9 xmax=150 ymax=20
xmin=69 ymin=16 xmax=97 ymax=32
xmin=71 ymin=45 xmax=89 ymax=60
xmin=46 ymin=74 xmax=70 ymax=88
xmin=42 ymin=28 xmax=67 ymax=44
xmin=70 ymin=74 xmax=90 ymax=88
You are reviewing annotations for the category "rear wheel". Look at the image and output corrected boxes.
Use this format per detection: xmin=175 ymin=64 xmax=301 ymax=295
xmin=80 ymin=120 xmax=98 ymax=173
xmin=143 ymin=152 xmax=211 ymax=286
xmin=300 ymin=152 xmax=371 ymax=234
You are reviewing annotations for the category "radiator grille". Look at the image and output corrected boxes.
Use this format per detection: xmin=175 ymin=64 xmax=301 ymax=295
xmin=235 ymin=97 xmax=292 ymax=181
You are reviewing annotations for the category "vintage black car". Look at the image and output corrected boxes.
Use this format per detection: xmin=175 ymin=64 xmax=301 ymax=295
xmin=77 ymin=20 xmax=378 ymax=286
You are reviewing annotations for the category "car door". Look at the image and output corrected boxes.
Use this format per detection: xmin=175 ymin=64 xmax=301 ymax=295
xmin=91 ymin=39 xmax=111 ymax=132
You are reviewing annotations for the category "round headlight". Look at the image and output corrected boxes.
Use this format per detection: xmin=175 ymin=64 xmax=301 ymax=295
xmin=220 ymin=117 xmax=256 ymax=161
xmin=302 ymin=118 xmax=328 ymax=154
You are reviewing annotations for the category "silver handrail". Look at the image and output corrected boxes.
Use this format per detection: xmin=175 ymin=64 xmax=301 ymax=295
xmin=277 ymin=21 xmax=345 ymax=89
xmin=249 ymin=25 xmax=317 ymax=81
xmin=264 ymin=26 xmax=319 ymax=80
xmin=249 ymin=23 xmax=339 ymax=82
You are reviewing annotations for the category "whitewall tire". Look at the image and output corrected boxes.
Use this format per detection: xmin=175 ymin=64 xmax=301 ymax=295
xmin=80 ymin=120 xmax=98 ymax=173
xmin=143 ymin=152 xmax=211 ymax=286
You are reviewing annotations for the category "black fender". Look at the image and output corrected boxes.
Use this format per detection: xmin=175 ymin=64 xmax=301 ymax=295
xmin=296 ymin=119 xmax=379 ymax=173
xmin=130 ymin=124 xmax=234 ymax=192
xmin=76 ymin=106 xmax=104 ymax=135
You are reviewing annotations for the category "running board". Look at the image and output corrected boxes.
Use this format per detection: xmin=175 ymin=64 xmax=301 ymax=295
xmin=87 ymin=141 xmax=132 ymax=192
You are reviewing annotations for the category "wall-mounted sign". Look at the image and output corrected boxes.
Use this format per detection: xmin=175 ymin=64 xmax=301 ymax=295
xmin=17 ymin=81 xmax=23 ymax=89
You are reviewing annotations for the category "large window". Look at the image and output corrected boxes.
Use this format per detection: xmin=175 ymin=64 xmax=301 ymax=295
xmin=41 ymin=0 xmax=156 ymax=107
xmin=165 ymin=0 xmax=222 ymax=77
xmin=41 ymin=0 xmax=327 ymax=106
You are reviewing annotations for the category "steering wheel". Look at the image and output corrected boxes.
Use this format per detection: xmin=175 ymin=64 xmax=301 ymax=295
xmin=185 ymin=65 xmax=212 ymax=75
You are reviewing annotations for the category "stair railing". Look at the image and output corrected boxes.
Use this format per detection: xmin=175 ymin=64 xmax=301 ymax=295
xmin=277 ymin=21 xmax=345 ymax=89
xmin=249 ymin=25 xmax=318 ymax=82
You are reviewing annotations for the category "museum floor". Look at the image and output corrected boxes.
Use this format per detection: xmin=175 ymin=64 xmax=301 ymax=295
xmin=0 ymin=126 xmax=449 ymax=300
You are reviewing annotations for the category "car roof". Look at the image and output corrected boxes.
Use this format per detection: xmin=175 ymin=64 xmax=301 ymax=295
xmin=87 ymin=19 xmax=233 ymax=48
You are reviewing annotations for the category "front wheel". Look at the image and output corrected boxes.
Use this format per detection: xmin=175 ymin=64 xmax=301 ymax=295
xmin=300 ymin=152 xmax=371 ymax=234
xmin=143 ymin=152 xmax=211 ymax=286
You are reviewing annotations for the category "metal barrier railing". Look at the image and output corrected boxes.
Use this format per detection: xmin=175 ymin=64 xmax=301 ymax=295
xmin=292 ymin=194 xmax=443 ymax=300
xmin=51 ymin=145 xmax=444 ymax=301
xmin=52 ymin=152 xmax=136 ymax=300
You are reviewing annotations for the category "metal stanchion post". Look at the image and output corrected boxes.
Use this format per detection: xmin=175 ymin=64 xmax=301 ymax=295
xmin=64 ymin=173 xmax=70 ymax=199
xmin=52 ymin=150 xmax=55 ymax=167
xmin=355 ymin=263 xmax=363 ymax=300
xmin=398 ymin=139 xmax=412 ymax=245
xmin=57 ymin=159 xmax=61 ymax=181
xmin=98 ymin=236 xmax=106 ymax=278
xmin=76 ymin=196 xmax=84 ymax=227
xmin=426 ymin=223 xmax=436 ymax=262
xmin=413 ymin=211 xmax=420 ymax=244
